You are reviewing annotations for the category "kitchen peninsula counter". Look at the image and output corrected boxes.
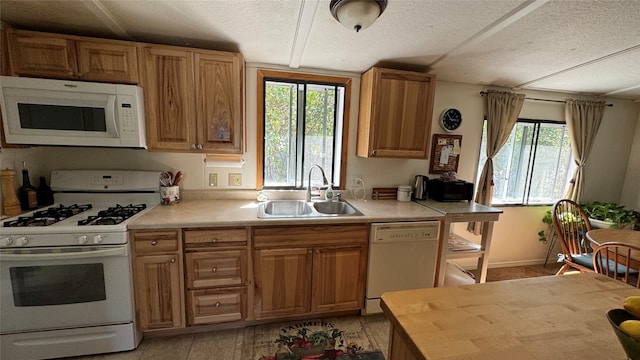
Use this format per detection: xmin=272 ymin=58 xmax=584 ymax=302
xmin=381 ymin=272 xmax=636 ymax=360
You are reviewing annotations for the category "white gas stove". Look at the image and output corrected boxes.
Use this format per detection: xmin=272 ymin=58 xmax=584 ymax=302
xmin=0 ymin=169 xmax=161 ymax=360
xmin=1 ymin=170 xmax=160 ymax=247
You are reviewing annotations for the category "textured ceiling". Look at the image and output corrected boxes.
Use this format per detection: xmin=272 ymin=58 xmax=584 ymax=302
xmin=1 ymin=0 xmax=639 ymax=101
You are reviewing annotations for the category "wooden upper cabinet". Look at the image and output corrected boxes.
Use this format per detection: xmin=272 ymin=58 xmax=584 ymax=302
xmin=142 ymin=44 xmax=245 ymax=154
xmin=196 ymin=52 xmax=244 ymax=154
xmin=75 ymin=40 xmax=139 ymax=83
xmin=142 ymin=46 xmax=195 ymax=151
xmin=6 ymin=29 xmax=139 ymax=84
xmin=357 ymin=67 xmax=436 ymax=159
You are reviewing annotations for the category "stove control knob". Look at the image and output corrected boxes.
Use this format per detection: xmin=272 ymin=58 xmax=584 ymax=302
xmin=93 ymin=235 xmax=103 ymax=244
xmin=1 ymin=237 xmax=12 ymax=246
xmin=16 ymin=236 xmax=29 ymax=246
xmin=78 ymin=235 xmax=89 ymax=244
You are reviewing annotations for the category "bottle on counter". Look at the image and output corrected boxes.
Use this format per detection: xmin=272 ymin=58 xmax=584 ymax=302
xmin=325 ymin=184 xmax=334 ymax=200
xmin=19 ymin=163 xmax=38 ymax=210
xmin=37 ymin=176 xmax=54 ymax=206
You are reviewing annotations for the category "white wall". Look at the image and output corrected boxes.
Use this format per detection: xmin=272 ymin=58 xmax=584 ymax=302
xmin=2 ymin=67 xmax=639 ymax=267
xmin=619 ymin=112 xmax=640 ymax=210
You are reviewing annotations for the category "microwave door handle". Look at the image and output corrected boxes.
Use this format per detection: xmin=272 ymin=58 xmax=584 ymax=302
xmin=0 ymin=247 xmax=127 ymax=261
xmin=106 ymin=95 xmax=119 ymax=137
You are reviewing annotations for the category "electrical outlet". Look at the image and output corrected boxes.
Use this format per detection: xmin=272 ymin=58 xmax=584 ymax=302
xmin=208 ymin=173 xmax=218 ymax=187
xmin=229 ymin=173 xmax=242 ymax=186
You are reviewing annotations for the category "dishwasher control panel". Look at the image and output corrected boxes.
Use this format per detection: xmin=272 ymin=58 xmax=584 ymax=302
xmin=371 ymin=221 xmax=439 ymax=243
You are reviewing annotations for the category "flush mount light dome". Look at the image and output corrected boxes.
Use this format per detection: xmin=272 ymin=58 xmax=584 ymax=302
xmin=330 ymin=0 xmax=388 ymax=32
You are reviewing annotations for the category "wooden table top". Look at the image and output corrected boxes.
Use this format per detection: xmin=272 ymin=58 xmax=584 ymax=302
xmin=381 ymin=273 xmax=640 ymax=360
xmin=587 ymin=229 xmax=640 ymax=247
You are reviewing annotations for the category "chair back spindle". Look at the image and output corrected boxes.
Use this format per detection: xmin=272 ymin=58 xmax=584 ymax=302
xmin=592 ymin=242 xmax=640 ymax=288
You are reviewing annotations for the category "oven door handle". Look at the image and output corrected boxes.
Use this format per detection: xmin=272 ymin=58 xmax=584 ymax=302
xmin=0 ymin=247 xmax=128 ymax=261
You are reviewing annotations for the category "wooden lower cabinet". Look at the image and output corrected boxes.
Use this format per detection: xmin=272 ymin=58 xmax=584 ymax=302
xmin=132 ymin=229 xmax=185 ymax=331
xmin=311 ymin=245 xmax=367 ymax=312
xmin=187 ymin=287 xmax=246 ymax=325
xmin=183 ymin=228 xmax=249 ymax=326
xmin=253 ymin=224 xmax=368 ymax=319
xmin=134 ymin=253 xmax=184 ymax=330
xmin=253 ymin=248 xmax=312 ymax=318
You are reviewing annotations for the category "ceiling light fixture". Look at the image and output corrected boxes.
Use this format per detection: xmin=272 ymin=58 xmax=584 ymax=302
xmin=329 ymin=0 xmax=387 ymax=33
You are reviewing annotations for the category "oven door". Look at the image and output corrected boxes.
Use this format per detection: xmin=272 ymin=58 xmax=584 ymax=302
xmin=0 ymin=245 xmax=134 ymax=334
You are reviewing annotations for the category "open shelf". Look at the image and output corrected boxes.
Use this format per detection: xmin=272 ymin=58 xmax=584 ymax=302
xmin=443 ymin=261 xmax=476 ymax=286
xmin=446 ymin=233 xmax=484 ymax=259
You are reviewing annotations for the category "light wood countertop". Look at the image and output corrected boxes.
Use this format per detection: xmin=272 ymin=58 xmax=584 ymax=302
xmin=128 ymin=199 xmax=444 ymax=229
xmin=381 ymin=272 xmax=639 ymax=360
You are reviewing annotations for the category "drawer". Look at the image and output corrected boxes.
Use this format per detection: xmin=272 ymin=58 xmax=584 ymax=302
xmin=133 ymin=230 xmax=180 ymax=253
xmin=186 ymin=287 xmax=246 ymax=325
xmin=185 ymin=250 xmax=247 ymax=288
xmin=184 ymin=228 xmax=247 ymax=248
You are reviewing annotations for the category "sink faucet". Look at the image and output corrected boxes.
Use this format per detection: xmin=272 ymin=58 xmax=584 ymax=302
xmin=306 ymin=165 xmax=329 ymax=201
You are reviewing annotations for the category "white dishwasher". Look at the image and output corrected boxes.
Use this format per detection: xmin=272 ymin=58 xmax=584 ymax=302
xmin=364 ymin=221 xmax=440 ymax=314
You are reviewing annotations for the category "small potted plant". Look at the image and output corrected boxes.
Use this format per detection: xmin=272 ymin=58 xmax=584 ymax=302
xmin=538 ymin=209 xmax=554 ymax=243
xmin=582 ymin=201 xmax=638 ymax=229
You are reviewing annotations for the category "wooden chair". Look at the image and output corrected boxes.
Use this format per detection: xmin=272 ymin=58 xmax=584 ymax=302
xmin=552 ymin=199 xmax=594 ymax=275
xmin=592 ymin=242 xmax=640 ymax=287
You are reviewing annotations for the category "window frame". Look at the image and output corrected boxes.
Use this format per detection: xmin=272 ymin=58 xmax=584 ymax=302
xmin=256 ymin=69 xmax=351 ymax=190
xmin=477 ymin=117 xmax=573 ymax=206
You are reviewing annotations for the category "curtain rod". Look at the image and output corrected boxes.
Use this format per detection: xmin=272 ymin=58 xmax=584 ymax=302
xmin=479 ymin=91 xmax=613 ymax=107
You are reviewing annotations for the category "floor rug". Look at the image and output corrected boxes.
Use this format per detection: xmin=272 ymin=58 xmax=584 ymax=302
xmin=241 ymin=316 xmax=384 ymax=360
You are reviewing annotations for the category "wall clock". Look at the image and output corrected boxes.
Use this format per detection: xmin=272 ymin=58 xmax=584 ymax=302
xmin=440 ymin=108 xmax=462 ymax=132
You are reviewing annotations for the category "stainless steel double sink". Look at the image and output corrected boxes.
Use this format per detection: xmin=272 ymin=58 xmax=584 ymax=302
xmin=257 ymin=200 xmax=363 ymax=218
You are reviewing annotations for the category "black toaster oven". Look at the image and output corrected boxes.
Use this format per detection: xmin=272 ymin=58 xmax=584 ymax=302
xmin=428 ymin=179 xmax=474 ymax=202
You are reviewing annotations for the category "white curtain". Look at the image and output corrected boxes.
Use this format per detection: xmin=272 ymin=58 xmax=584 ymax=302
xmin=564 ymin=99 xmax=605 ymax=203
xmin=468 ymin=90 xmax=525 ymax=234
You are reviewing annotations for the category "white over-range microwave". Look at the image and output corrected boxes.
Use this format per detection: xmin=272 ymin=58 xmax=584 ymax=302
xmin=0 ymin=76 xmax=146 ymax=148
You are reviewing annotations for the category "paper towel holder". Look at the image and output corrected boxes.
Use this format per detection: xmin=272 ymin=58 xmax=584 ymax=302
xmin=204 ymin=154 xmax=246 ymax=168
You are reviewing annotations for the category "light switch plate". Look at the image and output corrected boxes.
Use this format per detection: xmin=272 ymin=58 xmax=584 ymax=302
xmin=229 ymin=173 xmax=242 ymax=186
xmin=209 ymin=173 xmax=218 ymax=187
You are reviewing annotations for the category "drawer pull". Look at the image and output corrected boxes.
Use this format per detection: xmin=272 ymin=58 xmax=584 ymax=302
xmin=211 ymin=238 xmax=218 ymax=243
xmin=211 ymin=267 xmax=218 ymax=273
xmin=215 ymin=302 xmax=221 ymax=308
xmin=150 ymin=240 xmax=158 ymax=246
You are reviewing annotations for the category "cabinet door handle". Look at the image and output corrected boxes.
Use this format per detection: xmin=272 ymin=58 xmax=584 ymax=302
xmin=170 ymin=257 xmax=176 ymax=263
xmin=215 ymin=302 xmax=221 ymax=308
xmin=372 ymin=150 xmax=377 ymax=155
xmin=68 ymin=71 xmax=74 ymax=76
xmin=77 ymin=72 xmax=84 ymax=78
xmin=196 ymin=144 xmax=203 ymax=150
xmin=190 ymin=144 xmax=196 ymax=149
xmin=211 ymin=267 xmax=217 ymax=273
xmin=150 ymin=240 xmax=158 ymax=246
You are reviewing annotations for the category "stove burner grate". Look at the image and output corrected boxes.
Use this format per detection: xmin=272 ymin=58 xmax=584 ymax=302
xmin=78 ymin=204 xmax=146 ymax=226
xmin=3 ymin=204 xmax=93 ymax=227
